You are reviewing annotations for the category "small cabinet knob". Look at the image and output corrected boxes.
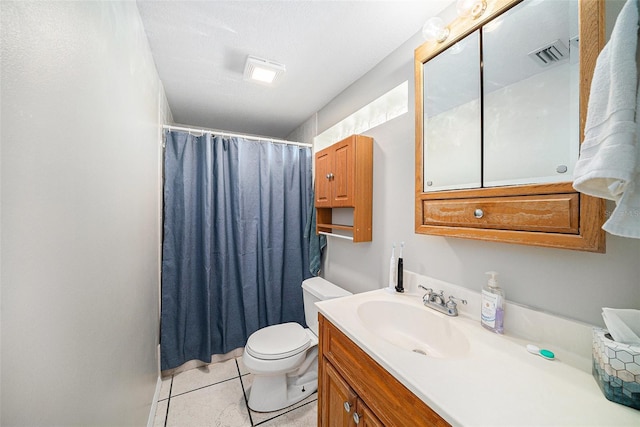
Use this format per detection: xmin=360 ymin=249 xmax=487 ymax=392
xmin=353 ymin=412 xmax=361 ymax=424
xmin=473 ymin=208 xmax=484 ymax=219
xmin=343 ymin=401 xmax=351 ymax=413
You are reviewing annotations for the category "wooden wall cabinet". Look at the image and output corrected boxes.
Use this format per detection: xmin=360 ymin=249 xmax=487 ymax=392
xmin=414 ymin=0 xmax=606 ymax=252
xmin=318 ymin=314 xmax=450 ymax=427
xmin=315 ymin=135 xmax=373 ymax=242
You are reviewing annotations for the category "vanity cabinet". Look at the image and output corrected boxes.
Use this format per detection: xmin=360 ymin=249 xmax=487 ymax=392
xmin=318 ymin=314 xmax=449 ymax=427
xmin=323 ymin=362 xmax=383 ymax=427
xmin=315 ymin=135 xmax=373 ymax=242
xmin=414 ymin=0 xmax=606 ymax=252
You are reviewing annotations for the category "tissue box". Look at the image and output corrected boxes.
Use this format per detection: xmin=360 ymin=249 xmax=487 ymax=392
xmin=592 ymin=327 xmax=640 ymax=409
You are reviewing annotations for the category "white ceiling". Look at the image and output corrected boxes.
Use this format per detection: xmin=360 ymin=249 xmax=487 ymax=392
xmin=136 ymin=0 xmax=452 ymax=139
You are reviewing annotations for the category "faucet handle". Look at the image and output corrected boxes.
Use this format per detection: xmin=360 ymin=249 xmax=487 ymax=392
xmin=447 ymin=295 xmax=468 ymax=307
xmin=418 ymin=285 xmax=433 ymax=304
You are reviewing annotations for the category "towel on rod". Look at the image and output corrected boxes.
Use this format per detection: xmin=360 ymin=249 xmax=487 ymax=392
xmin=573 ymin=0 xmax=640 ymax=238
xmin=304 ymin=188 xmax=326 ymax=276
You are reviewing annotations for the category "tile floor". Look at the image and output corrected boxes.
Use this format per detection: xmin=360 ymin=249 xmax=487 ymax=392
xmin=153 ymin=356 xmax=318 ymax=427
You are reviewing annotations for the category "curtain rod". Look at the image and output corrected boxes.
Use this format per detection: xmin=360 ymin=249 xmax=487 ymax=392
xmin=163 ymin=124 xmax=312 ymax=148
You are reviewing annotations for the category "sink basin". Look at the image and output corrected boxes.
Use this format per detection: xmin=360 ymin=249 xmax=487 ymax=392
xmin=357 ymin=300 xmax=470 ymax=358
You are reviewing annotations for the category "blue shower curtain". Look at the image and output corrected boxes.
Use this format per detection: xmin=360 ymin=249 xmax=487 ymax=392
xmin=161 ymin=130 xmax=312 ymax=371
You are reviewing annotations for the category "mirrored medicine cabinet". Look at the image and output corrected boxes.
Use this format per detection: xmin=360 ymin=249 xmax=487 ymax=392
xmin=415 ymin=0 xmax=606 ymax=252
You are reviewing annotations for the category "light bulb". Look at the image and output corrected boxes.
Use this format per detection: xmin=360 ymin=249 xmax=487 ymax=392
xmin=456 ymin=0 xmax=487 ymax=19
xmin=422 ymin=17 xmax=450 ymax=43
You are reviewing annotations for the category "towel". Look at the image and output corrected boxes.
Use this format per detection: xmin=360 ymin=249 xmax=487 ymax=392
xmin=304 ymin=189 xmax=326 ymax=276
xmin=573 ymin=0 xmax=640 ymax=238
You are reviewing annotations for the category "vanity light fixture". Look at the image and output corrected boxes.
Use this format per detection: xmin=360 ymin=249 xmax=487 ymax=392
xmin=423 ymin=0 xmax=487 ymax=43
xmin=243 ymin=56 xmax=286 ymax=85
xmin=422 ymin=17 xmax=450 ymax=43
xmin=456 ymin=0 xmax=487 ymax=19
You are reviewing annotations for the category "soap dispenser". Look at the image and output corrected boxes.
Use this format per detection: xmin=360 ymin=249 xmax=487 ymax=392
xmin=481 ymin=271 xmax=504 ymax=334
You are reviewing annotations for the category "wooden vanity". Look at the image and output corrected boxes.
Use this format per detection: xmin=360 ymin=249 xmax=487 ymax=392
xmin=316 ymin=288 xmax=640 ymax=426
xmin=318 ymin=314 xmax=449 ymax=426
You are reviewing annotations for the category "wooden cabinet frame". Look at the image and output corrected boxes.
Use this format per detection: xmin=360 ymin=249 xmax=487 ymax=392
xmin=315 ymin=135 xmax=373 ymax=243
xmin=414 ymin=0 xmax=606 ymax=252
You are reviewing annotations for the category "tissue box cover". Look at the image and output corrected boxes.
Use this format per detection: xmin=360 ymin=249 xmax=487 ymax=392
xmin=592 ymin=327 xmax=640 ymax=410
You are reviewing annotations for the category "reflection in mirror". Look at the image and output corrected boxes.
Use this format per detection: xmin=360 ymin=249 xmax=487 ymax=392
xmin=483 ymin=0 xmax=579 ymax=187
xmin=423 ymin=30 xmax=481 ymax=192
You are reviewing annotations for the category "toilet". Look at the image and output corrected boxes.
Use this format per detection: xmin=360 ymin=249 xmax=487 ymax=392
xmin=242 ymin=277 xmax=352 ymax=412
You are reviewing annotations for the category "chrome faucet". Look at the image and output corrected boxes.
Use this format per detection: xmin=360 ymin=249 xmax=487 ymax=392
xmin=418 ymin=285 xmax=467 ymax=317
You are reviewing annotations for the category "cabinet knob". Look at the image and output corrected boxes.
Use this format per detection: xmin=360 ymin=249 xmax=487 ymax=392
xmin=343 ymin=401 xmax=351 ymax=413
xmin=326 ymin=172 xmax=334 ymax=180
xmin=353 ymin=412 xmax=361 ymax=424
xmin=473 ymin=208 xmax=484 ymax=219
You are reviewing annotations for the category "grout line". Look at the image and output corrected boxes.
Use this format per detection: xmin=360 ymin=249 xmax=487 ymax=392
xmin=164 ymin=376 xmax=173 ymax=427
xmin=236 ymin=358 xmax=255 ymax=426
xmin=169 ymin=375 xmax=241 ymax=399
xmin=252 ymin=397 xmax=318 ymax=427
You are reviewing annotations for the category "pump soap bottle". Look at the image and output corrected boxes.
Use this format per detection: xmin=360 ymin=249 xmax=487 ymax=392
xmin=481 ymin=271 xmax=504 ymax=334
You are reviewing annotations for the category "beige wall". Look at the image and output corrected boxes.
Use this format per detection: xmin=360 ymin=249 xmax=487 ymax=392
xmin=1 ymin=1 xmax=168 ymax=424
xmin=290 ymin=0 xmax=639 ymax=326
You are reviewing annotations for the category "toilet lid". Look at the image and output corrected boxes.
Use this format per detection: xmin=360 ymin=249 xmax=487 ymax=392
xmin=246 ymin=322 xmax=311 ymax=360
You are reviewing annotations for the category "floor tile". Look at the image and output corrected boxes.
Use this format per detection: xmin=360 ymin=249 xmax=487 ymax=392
xmin=171 ymin=358 xmax=239 ymax=396
xmin=241 ymin=374 xmax=318 ymax=425
xmin=159 ymin=376 xmax=172 ymax=401
xmin=153 ymin=399 xmax=168 ymax=427
xmin=166 ymin=378 xmax=251 ymax=427
xmin=257 ymin=400 xmax=318 ymax=427
xmin=236 ymin=355 xmax=250 ymax=376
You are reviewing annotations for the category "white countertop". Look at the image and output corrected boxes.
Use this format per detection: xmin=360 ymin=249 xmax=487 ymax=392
xmin=316 ymin=288 xmax=640 ymax=427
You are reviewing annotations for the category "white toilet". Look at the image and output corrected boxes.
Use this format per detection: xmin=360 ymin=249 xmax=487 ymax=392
xmin=242 ymin=277 xmax=352 ymax=412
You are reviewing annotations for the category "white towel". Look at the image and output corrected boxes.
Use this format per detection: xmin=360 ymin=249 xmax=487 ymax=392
xmin=573 ymin=0 xmax=640 ymax=238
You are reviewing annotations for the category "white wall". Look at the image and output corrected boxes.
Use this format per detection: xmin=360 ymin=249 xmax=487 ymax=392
xmin=1 ymin=1 xmax=168 ymax=424
xmin=290 ymin=0 xmax=640 ymax=326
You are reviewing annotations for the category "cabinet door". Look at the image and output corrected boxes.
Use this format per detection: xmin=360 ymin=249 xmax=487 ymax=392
xmin=356 ymin=399 xmax=384 ymax=427
xmin=315 ymin=149 xmax=332 ymax=208
xmin=322 ymin=361 xmax=357 ymax=427
xmin=331 ymin=138 xmax=355 ymax=207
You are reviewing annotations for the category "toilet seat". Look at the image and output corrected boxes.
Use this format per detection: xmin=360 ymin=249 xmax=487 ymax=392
xmin=246 ymin=322 xmax=311 ymax=360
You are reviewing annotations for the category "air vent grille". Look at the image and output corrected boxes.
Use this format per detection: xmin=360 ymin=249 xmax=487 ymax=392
xmin=528 ymin=40 xmax=569 ymax=67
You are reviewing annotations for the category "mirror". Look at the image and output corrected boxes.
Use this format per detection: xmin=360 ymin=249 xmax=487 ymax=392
xmin=482 ymin=0 xmax=579 ymax=187
xmin=415 ymin=0 xmax=606 ymax=252
xmin=423 ymin=0 xmax=579 ymax=191
xmin=424 ymin=30 xmax=481 ymax=192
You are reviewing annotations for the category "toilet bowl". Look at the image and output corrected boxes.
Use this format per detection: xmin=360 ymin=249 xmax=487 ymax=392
xmin=242 ymin=277 xmax=351 ymax=412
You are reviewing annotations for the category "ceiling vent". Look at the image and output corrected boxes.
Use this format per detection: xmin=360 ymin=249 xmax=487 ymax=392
xmin=528 ymin=40 xmax=569 ymax=67
xmin=243 ymin=56 xmax=286 ymax=85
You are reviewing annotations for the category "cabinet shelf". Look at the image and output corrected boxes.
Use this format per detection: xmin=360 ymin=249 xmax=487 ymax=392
xmin=317 ymin=223 xmax=353 ymax=231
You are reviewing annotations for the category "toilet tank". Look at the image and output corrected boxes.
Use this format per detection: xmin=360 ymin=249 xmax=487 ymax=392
xmin=302 ymin=277 xmax=352 ymax=336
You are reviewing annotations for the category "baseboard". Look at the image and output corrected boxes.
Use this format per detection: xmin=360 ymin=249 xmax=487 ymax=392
xmin=147 ymin=375 xmax=163 ymax=427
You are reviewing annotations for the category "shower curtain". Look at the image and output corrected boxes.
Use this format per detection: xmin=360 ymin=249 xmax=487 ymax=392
xmin=161 ymin=130 xmax=312 ymax=371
